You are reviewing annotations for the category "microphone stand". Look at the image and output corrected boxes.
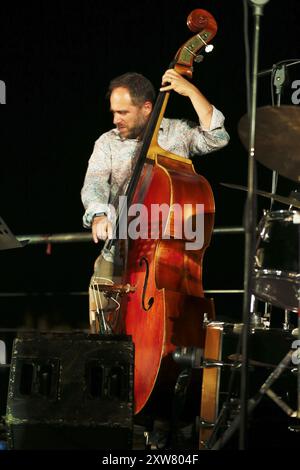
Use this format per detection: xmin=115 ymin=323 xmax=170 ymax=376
xmin=239 ymin=0 xmax=270 ymax=450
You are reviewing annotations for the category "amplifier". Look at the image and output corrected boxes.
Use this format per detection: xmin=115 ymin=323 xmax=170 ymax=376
xmin=6 ymin=331 xmax=134 ymax=449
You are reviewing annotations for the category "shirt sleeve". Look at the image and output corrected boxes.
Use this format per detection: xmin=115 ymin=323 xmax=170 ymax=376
xmin=81 ymin=135 xmax=112 ymax=228
xmin=188 ymin=105 xmax=230 ymax=156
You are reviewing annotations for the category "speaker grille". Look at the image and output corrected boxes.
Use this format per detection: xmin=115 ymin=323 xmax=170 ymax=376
xmin=6 ymin=332 xmax=134 ymax=449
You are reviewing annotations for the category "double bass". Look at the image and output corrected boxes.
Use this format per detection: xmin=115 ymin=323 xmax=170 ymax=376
xmin=99 ymin=9 xmax=218 ymax=417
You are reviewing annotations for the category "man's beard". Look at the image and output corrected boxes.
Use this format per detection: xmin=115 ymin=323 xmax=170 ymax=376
xmin=125 ymin=116 xmax=148 ymax=139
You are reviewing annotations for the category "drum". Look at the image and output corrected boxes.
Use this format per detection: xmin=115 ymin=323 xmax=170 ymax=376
xmin=199 ymin=322 xmax=297 ymax=449
xmin=253 ymin=210 xmax=300 ymax=312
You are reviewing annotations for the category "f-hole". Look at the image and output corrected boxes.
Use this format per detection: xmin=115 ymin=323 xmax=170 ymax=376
xmin=139 ymin=257 xmax=154 ymax=311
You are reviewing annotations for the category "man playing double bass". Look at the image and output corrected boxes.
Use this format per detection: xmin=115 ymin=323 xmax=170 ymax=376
xmin=81 ymin=69 xmax=229 ymax=330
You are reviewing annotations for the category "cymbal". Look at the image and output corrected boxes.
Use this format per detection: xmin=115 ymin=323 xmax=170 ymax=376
xmin=221 ymin=182 xmax=300 ymax=209
xmin=238 ymin=106 xmax=300 ymax=183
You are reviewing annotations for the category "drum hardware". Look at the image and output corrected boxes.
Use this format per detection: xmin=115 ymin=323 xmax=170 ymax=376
xmin=283 ymin=310 xmax=292 ymax=331
xmin=202 ymin=362 xmax=243 ymax=451
xmin=202 ymin=312 xmax=210 ymax=328
xmin=202 ymin=359 xmax=238 ymax=369
xmin=200 ymin=322 xmax=300 ymax=449
xmin=172 ymin=347 xmax=203 ymax=369
xmin=211 ymin=348 xmax=298 ymax=449
xmin=227 ymin=354 xmax=290 ymax=371
xmin=249 ymin=313 xmax=265 ymax=329
xmin=221 ymin=182 xmax=300 ymax=210
xmin=228 ymin=354 xmax=297 ymax=376
xmin=206 ymin=320 xmax=268 ymax=336
xmin=249 ymin=295 xmax=264 ymax=328
xmin=204 ymin=398 xmax=241 ymax=450
xmin=251 ymin=298 xmax=295 ymax=332
xmin=268 ymin=65 xmax=284 ymax=211
xmin=173 ymin=347 xmax=239 ymax=370
xmin=198 ymin=418 xmax=215 ymax=433
xmin=262 ymin=301 xmax=272 ymax=328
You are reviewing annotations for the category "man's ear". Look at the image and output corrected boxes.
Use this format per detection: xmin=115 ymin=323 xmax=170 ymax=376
xmin=143 ymin=100 xmax=153 ymax=116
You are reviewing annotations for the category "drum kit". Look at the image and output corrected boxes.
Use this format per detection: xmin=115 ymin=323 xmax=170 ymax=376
xmin=199 ymin=104 xmax=300 ymax=449
xmin=226 ymin=104 xmax=300 ymax=316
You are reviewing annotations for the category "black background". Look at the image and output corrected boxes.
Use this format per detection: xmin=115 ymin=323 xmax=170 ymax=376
xmin=0 ymin=0 xmax=299 ymax=330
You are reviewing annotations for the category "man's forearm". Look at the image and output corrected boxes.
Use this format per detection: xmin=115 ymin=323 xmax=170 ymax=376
xmin=188 ymin=87 xmax=213 ymax=130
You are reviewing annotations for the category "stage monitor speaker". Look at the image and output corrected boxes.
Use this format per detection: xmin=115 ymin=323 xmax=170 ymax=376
xmin=5 ymin=331 xmax=134 ymax=449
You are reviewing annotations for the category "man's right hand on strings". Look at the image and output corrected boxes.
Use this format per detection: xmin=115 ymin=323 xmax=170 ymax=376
xmin=92 ymin=215 xmax=113 ymax=243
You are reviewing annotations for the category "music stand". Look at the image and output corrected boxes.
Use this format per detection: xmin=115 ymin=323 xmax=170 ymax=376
xmin=0 ymin=217 xmax=29 ymax=251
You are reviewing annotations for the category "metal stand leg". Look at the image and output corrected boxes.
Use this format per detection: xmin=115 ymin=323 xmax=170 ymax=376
xmin=283 ymin=310 xmax=292 ymax=331
xmin=211 ymin=349 xmax=296 ymax=450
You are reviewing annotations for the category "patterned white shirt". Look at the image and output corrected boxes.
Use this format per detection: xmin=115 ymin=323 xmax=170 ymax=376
xmin=81 ymin=106 xmax=229 ymax=227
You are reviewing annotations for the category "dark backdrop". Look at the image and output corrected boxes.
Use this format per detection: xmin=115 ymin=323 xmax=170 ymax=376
xmin=0 ymin=0 xmax=299 ymax=330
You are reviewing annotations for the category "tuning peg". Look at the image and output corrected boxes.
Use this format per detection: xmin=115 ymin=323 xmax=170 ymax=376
xmin=205 ymin=44 xmax=214 ymax=53
xmin=194 ymin=54 xmax=204 ymax=63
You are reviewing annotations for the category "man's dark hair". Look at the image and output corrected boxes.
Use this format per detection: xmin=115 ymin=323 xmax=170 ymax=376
xmin=107 ymin=72 xmax=156 ymax=106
